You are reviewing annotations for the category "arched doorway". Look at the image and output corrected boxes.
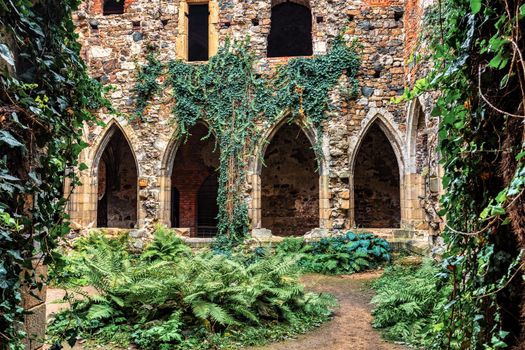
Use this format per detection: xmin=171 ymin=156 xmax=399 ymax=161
xmin=171 ymin=123 xmax=219 ymax=236
xmin=261 ymin=123 xmax=319 ymax=236
xmin=354 ymin=123 xmax=401 ymax=228
xmin=267 ymin=1 xmax=313 ymax=57
xmin=96 ymin=126 xmax=137 ymax=228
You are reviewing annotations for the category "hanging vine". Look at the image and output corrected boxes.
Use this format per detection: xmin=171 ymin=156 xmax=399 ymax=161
xmin=133 ymin=37 xmax=360 ymax=245
xmin=0 ymin=1 xmax=109 ymax=348
xmin=401 ymin=0 xmax=525 ymax=348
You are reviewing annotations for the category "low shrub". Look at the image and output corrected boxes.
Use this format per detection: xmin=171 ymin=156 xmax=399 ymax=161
xmin=276 ymin=231 xmax=391 ymax=274
xmin=371 ymin=259 xmax=449 ymax=347
xmin=48 ymin=229 xmax=336 ymax=349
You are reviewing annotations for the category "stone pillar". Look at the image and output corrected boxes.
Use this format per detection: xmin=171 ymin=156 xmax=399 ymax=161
xmin=319 ymin=175 xmax=331 ymax=229
xmin=250 ymin=173 xmax=262 ymax=229
xmin=159 ymin=175 xmax=172 ymax=227
xmin=22 ymin=261 xmax=47 ymax=350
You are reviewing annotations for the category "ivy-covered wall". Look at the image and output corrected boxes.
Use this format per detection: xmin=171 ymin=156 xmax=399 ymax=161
xmin=67 ymin=0 xmax=437 ymax=239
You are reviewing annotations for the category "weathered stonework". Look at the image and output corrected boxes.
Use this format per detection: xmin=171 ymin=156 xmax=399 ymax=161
xmin=67 ymin=0 xmax=441 ymax=240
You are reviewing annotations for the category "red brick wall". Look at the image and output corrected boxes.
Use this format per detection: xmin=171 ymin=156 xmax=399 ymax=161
xmin=171 ymin=124 xmax=219 ymax=235
xmin=404 ymin=0 xmax=425 ymax=84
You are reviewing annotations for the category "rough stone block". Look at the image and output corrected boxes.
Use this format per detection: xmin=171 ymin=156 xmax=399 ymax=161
xmin=24 ymin=303 xmax=46 ymax=350
xmin=252 ymin=228 xmax=273 ymax=238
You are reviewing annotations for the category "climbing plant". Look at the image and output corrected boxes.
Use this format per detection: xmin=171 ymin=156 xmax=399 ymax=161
xmin=134 ymin=37 xmax=360 ymax=245
xmin=0 ymin=0 xmax=109 ymax=348
xmin=401 ymin=0 xmax=525 ymax=348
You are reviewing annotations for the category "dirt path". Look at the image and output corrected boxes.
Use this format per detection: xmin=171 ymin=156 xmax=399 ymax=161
xmin=249 ymin=271 xmax=406 ymax=350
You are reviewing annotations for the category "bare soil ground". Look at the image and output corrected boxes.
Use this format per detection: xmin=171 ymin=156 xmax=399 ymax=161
xmin=249 ymin=272 xmax=407 ymax=350
xmin=45 ymin=272 xmax=405 ymax=350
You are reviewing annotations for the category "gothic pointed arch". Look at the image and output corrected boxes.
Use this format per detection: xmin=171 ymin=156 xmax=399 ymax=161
xmin=168 ymin=122 xmax=220 ymax=236
xmin=94 ymin=123 xmax=138 ymax=228
xmin=353 ymin=122 xmax=401 ymax=228
xmin=259 ymin=121 xmax=319 ymax=236
xmin=406 ymin=98 xmax=428 ymax=173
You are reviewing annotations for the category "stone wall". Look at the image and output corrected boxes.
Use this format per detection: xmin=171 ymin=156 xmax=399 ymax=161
xmin=67 ymin=0 xmax=440 ymax=238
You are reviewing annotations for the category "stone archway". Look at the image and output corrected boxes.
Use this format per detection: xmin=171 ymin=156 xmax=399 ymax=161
xmin=169 ymin=123 xmax=219 ymax=236
xmin=260 ymin=123 xmax=319 ymax=236
xmin=96 ymin=125 xmax=138 ymax=228
xmin=353 ymin=123 xmax=401 ymax=228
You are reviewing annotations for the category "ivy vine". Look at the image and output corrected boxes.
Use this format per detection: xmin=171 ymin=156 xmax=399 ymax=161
xmin=403 ymin=0 xmax=525 ymax=348
xmin=133 ymin=37 xmax=360 ymax=245
xmin=0 ymin=1 xmax=109 ymax=348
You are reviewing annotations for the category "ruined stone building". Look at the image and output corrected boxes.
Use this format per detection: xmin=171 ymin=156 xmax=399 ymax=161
xmin=67 ymin=0 xmax=441 ymax=243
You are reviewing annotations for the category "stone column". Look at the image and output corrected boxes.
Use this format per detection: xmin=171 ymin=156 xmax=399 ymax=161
xmin=22 ymin=260 xmax=47 ymax=350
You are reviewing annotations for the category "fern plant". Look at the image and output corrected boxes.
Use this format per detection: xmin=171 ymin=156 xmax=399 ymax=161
xmin=141 ymin=226 xmax=192 ymax=261
xmin=48 ymin=237 xmax=336 ymax=349
xmin=371 ymin=259 xmax=450 ymax=347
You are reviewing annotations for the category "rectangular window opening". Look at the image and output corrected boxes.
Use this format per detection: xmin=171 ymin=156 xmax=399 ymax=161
xmin=188 ymin=4 xmax=209 ymax=62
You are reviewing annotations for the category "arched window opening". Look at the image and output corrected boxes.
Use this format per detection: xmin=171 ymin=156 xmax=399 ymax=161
xmin=97 ymin=126 xmax=137 ymax=228
xmin=171 ymin=123 xmax=219 ymax=236
xmin=103 ymin=0 xmax=124 ymax=15
xmin=261 ymin=123 xmax=319 ymax=236
xmin=354 ymin=123 xmax=401 ymax=228
xmin=267 ymin=2 xmax=313 ymax=57
xmin=197 ymin=173 xmax=219 ymax=237
xmin=415 ymin=103 xmax=428 ymax=173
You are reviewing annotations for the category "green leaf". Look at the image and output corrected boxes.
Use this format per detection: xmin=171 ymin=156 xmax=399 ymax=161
xmin=0 ymin=44 xmax=15 ymax=68
xmin=470 ymin=0 xmax=482 ymax=14
xmin=0 ymin=131 xmax=24 ymax=149
xmin=489 ymin=52 xmax=508 ymax=70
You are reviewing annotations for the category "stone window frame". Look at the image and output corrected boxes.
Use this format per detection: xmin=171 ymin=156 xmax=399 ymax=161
xmin=176 ymin=0 xmax=219 ymax=61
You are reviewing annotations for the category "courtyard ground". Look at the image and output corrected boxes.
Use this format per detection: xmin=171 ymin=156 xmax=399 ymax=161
xmin=250 ymin=272 xmax=407 ymax=350
xmin=46 ymin=271 xmax=406 ymax=350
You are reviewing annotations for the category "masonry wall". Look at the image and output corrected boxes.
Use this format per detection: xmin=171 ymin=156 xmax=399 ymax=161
xmin=68 ymin=0 xmax=439 ymax=237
